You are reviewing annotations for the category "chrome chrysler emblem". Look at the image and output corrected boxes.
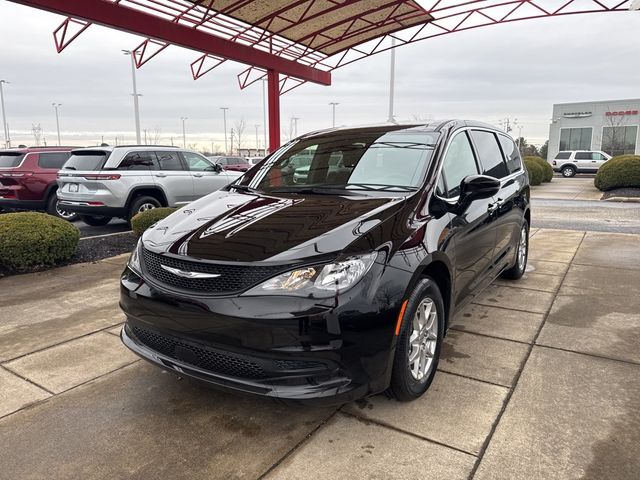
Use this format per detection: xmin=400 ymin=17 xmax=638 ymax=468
xmin=160 ymin=265 xmax=221 ymax=279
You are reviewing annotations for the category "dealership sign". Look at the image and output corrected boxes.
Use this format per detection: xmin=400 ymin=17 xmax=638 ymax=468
xmin=563 ymin=112 xmax=592 ymax=118
xmin=605 ymin=110 xmax=639 ymax=116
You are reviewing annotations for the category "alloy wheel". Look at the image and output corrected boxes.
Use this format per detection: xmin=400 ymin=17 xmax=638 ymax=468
xmin=55 ymin=201 xmax=77 ymax=220
xmin=517 ymin=225 xmax=528 ymax=271
xmin=408 ymin=298 xmax=438 ymax=381
xmin=138 ymin=203 xmax=157 ymax=213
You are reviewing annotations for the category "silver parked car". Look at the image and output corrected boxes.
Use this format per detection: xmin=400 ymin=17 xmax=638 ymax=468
xmin=57 ymin=145 xmax=242 ymax=225
xmin=552 ymin=150 xmax=611 ymax=177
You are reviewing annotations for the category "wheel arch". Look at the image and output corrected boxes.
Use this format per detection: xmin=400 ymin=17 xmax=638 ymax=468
xmin=125 ymin=186 xmax=168 ymax=210
xmin=406 ymin=253 xmax=453 ymax=331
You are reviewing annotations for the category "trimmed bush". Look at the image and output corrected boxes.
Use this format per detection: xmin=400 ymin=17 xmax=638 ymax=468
xmin=523 ymin=158 xmax=544 ymax=186
xmin=131 ymin=207 xmax=177 ymax=237
xmin=0 ymin=212 xmax=79 ymax=270
xmin=594 ymin=155 xmax=640 ymax=191
xmin=524 ymin=156 xmax=553 ymax=183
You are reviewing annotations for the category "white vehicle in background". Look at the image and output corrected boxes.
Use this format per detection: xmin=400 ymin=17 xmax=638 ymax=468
xmin=551 ymin=150 xmax=612 ymax=177
xmin=57 ymin=145 xmax=242 ymax=226
xmin=246 ymin=156 xmax=264 ymax=166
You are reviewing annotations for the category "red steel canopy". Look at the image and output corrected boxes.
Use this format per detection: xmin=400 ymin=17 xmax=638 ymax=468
xmin=8 ymin=0 xmax=635 ymax=150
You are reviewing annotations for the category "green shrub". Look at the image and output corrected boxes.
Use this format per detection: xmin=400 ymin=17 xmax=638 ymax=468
xmin=0 ymin=212 xmax=79 ymax=270
xmin=524 ymin=156 xmax=553 ymax=182
xmin=594 ymin=155 xmax=640 ymax=191
xmin=131 ymin=208 xmax=177 ymax=237
xmin=523 ymin=158 xmax=544 ymax=186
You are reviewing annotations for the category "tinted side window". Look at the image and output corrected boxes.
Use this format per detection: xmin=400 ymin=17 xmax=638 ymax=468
xmin=593 ymin=153 xmax=606 ymax=160
xmin=184 ymin=152 xmax=213 ymax=171
xmin=498 ymin=135 xmax=522 ymax=174
xmin=471 ymin=130 xmax=509 ymax=178
xmin=439 ymin=132 xmax=479 ymax=199
xmin=575 ymin=152 xmax=591 ymax=160
xmin=118 ymin=151 xmax=157 ymax=170
xmin=156 ymin=151 xmax=184 ymax=171
xmin=555 ymin=152 xmax=571 ymax=160
xmin=38 ymin=152 xmax=70 ymax=169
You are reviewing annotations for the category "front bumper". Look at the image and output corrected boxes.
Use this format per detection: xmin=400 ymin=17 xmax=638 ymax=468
xmin=119 ymin=261 xmax=410 ymax=405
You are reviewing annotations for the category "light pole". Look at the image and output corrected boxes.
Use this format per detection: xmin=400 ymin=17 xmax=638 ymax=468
xmin=220 ymin=107 xmax=229 ymax=154
xmin=122 ymin=50 xmax=142 ymax=144
xmin=291 ymin=116 xmax=300 ymax=138
xmin=387 ymin=37 xmax=396 ymax=123
xmin=254 ymin=124 xmax=260 ymax=155
xmin=180 ymin=117 xmax=188 ymax=148
xmin=52 ymin=103 xmax=62 ymax=146
xmin=0 ymin=80 xmax=10 ymax=148
xmin=329 ymin=102 xmax=339 ymax=127
xmin=261 ymin=79 xmax=267 ymax=155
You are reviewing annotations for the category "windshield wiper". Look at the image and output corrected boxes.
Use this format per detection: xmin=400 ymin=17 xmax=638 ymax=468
xmin=228 ymin=183 xmax=260 ymax=194
xmin=346 ymin=183 xmax=419 ymax=192
xmin=63 ymin=166 xmax=76 ymax=170
xmin=270 ymin=186 xmax=364 ymax=196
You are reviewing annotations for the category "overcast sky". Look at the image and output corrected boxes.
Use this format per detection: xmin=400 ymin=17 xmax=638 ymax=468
xmin=0 ymin=1 xmax=639 ymax=150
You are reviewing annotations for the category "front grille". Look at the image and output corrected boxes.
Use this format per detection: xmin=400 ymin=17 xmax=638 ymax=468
xmin=274 ymin=359 xmax=325 ymax=371
xmin=142 ymin=248 xmax=284 ymax=294
xmin=132 ymin=326 xmax=266 ymax=379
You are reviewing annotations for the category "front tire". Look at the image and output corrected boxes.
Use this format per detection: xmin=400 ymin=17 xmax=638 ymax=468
xmin=46 ymin=194 xmax=78 ymax=222
xmin=501 ymin=222 xmax=529 ymax=280
xmin=79 ymin=215 xmax=112 ymax=226
xmin=388 ymin=278 xmax=444 ymax=402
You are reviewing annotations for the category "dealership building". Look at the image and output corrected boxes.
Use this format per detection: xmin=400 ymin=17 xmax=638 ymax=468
xmin=548 ymin=99 xmax=640 ymax=159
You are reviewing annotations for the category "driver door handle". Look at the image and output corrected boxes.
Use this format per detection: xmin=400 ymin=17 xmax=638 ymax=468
xmin=193 ymin=173 xmax=204 ymax=177
xmin=155 ymin=173 xmax=167 ymax=177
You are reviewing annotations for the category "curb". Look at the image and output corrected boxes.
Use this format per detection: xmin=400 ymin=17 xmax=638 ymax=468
xmin=601 ymin=197 xmax=640 ymax=203
xmin=79 ymin=230 xmax=132 ymax=240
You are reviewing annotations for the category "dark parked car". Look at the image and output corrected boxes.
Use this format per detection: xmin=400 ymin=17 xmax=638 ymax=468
xmin=120 ymin=121 xmax=530 ymax=405
xmin=0 ymin=146 xmax=76 ymax=220
xmin=208 ymin=155 xmax=252 ymax=172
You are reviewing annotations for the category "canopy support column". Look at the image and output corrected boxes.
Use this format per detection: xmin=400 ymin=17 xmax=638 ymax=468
xmin=267 ymin=69 xmax=280 ymax=152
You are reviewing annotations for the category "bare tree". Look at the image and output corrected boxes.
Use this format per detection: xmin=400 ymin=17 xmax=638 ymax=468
xmin=31 ymin=124 xmax=42 ymax=146
xmin=600 ymin=106 xmax=628 ymax=156
xmin=149 ymin=126 xmax=162 ymax=145
xmin=234 ymin=118 xmax=246 ymax=154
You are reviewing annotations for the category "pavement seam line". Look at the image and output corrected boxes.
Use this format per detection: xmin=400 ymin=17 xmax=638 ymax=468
xmin=257 ymin=408 xmax=341 ymax=479
xmin=436 ymin=368 xmax=512 ymax=390
xmin=0 ymin=360 xmax=143 ymax=421
xmin=0 ymin=363 xmax=56 ymax=396
xmin=533 ymin=343 xmax=640 ymax=368
xmin=1 ymin=323 xmax=126 ymax=364
xmin=447 ymin=326 xmax=532 ymax=346
xmin=339 ymin=410 xmax=479 ymax=458
xmin=470 ymin=301 xmax=549 ymax=316
xmin=467 ymin=230 xmax=587 ymax=480
xmin=79 ymin=230 xmax=132 ymax=241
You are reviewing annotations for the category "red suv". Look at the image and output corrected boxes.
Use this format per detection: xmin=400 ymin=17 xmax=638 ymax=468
xmin=0 ymin=147 xmax=77 ymax=220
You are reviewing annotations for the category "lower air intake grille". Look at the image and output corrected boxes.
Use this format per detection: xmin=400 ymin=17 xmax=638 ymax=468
xmin=142 ymin=248 xmax=284 ymax=294
xmin=132 ymin=326 xmax=266 ymax=379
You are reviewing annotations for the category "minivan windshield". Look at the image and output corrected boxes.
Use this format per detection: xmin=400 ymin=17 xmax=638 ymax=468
xmin=0 ymin=152 xmax=25 ymax=168
xmin=237 ymin=129 xmax=439 ymax=194
xmin=63 ymin=150 xmax=111 ymax=171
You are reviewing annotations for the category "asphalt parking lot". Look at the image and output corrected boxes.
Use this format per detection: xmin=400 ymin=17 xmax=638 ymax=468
xmin=1 ymin=227 xmax=638 ymax=479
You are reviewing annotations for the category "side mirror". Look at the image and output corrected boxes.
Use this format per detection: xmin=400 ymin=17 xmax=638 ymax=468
xmin=459 ymin=175 xmax=501 ymax=203
xmin=207 ymin=164 xmax=223 ymax=173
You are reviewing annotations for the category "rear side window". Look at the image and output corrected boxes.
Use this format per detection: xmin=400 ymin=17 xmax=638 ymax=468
xmin=0 ymin=152 xmax=25 ymax=168
xmin=155 ymin=151 xmax=184 ymax=171
xmin=38 ymin=152 xmax=71 ymax=169
xmin=438 ymin=131 xmax=479 ymax=199
xmin=575 ymin=152 xmax=591 ymax=160
xmin=470 ymin=130 xmax=509 ymax=178
xmin=228 ymin=157 xmax=248 ymax=165
xmin=118 ymin=151 xmax=157 ymax=170
xmin=555 ymin=152 xmax=571 ymax=160
xmin=63 ymin=151 xmax=110 ymax=171
xmin=498 ymin=135 xmax=522 ymax=174
xmin=593 ymin=153 xmax=607 ymax=160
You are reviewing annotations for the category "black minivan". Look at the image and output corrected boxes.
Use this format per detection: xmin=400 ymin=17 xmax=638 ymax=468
xmin=120 ymin=121 xmax=530 ymax=405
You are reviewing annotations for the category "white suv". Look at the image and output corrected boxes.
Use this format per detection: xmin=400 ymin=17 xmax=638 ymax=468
xmin=552 ymin=150 xmax=611 ymax=177
xmin=57 ymin=146 xmax=242 ymax=225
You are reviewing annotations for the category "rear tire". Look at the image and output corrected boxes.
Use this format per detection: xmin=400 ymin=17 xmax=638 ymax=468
xmin=388 ymin=278 xmax=444 ymax=402
xmin=501 ymin=223 xmax=529 ymax=280
xmin=79 ymin=215 xmax=112 ymax=226
xmin=46 ymin=194 xmax=78 ymax=222
xmin=561 ymin=165 xmax=576 ymax=177
xmin=128 ymin=195 xmax=161 ymax=224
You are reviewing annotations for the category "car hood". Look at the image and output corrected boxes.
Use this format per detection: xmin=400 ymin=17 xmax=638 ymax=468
xmin=142 ymin=190 xmax=407 ymax=263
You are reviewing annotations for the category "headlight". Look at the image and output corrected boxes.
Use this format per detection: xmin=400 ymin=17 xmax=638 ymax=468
xmin=128 ymin=238 xmax=142 ymax=274
xmin=244 ymin=253 xmax=377 ymax=297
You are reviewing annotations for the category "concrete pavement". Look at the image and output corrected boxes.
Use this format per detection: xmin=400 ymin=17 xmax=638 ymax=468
xmin=1 ymin=229 xmax=639 ymax=479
